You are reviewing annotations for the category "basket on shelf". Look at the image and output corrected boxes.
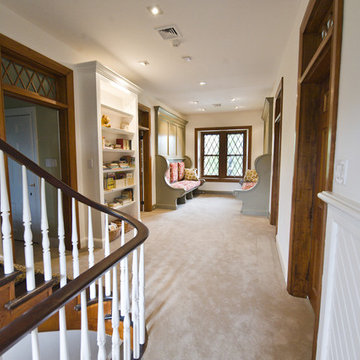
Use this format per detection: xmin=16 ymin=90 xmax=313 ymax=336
xmin=108 ymin=220 xmax=133 ymax=242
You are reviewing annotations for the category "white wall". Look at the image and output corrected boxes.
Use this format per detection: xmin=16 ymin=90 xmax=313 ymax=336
xmin=185 ymin=110 xmax=264 ymax=192
xmin=270 ymin=0 xmax=309 ymax=280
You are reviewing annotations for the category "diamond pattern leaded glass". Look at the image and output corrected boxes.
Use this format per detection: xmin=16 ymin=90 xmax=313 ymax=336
xmin=227 ymin=156 xmax=243 ymax=176
xmin=203 ymin=134 xmax=219 ymax=176
xmin=1 ymin=57 xmax=57 ymax=100
xmin=227 ymin=133 xmax=244 ymax=155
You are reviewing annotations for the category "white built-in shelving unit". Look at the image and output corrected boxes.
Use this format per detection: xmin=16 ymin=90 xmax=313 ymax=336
xmin=76 ymin=61 xmax=141 ymax=247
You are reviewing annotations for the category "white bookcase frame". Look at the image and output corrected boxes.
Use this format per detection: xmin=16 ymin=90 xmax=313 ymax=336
xmin=76 ymin=61 xmax=141 ymax=247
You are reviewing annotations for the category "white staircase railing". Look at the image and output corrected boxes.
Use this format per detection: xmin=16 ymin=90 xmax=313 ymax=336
xmin=0 ymin=139 xmax=148 ymax=360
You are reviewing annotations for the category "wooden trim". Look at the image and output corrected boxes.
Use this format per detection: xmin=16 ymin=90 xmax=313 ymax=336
xmin=138 ymin=103 xmax=153 ymax=212
xmin=195 ymin=126 xmax=252 ymax=180
xmin=2 ymin=85 xmax=68 ymax=109
xmin=270 ymin=78 xmax=283 ymax=228
xmin=0 ymin=34 xmax=78 ymax=249
xmin=285 ymin=1 xmax=343 ymax=358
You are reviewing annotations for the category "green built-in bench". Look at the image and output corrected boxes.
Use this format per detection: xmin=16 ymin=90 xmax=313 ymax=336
xmin=156 ymin=155 xmax=205 ymax=210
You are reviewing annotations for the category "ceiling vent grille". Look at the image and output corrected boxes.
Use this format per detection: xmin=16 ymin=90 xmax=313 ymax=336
xmin=156 ymin=25 xmax=182 ymax=40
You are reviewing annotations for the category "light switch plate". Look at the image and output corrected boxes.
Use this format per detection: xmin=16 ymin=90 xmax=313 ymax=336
xmin=335 ymin=159 xmax=348 ymax=185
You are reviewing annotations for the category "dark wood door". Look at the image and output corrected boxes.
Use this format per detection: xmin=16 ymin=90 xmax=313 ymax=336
xmin=308 ymin=86 xmax=329 ymax=313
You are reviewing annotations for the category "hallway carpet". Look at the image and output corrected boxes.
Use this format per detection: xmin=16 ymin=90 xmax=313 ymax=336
xmin=140 ymin=194 xmax=314 ymax=360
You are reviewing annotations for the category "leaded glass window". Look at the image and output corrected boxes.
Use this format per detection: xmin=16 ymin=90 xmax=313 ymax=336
xmin=200 ymin=128 xmax=248 ymax=179
xmin=1 ymin=57 xmax=57 ymax=100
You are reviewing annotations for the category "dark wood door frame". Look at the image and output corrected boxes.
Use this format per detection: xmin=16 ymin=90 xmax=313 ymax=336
xmin=138 ymin=103 xmax=152 ymax=212
xmin=286 ymin=0 xmax=343 ymax=357
xmin=0 ymin=33 xmax=77 ymax=250
xmin=270 ymin=78 xmax=283 ymax=230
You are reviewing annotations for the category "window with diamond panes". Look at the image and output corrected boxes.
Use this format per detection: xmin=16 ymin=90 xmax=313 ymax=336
xmin=227 ymin=133 xmax=244 ymax=176
xmin=1 ymin=57 xmax=57 ymax=100
xmin=200 ymin=129 xmax=247 ymax=180
xmin=203 ymin=134 xmax=220 ymax=176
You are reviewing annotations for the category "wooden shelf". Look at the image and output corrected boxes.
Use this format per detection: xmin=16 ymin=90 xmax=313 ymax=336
xmin=103 ymin=168 xmax=135 ymax=174
xmin=104 ymin=184 xmax=136 ymax=194
xmin=103 ymin=148 xmax=135 ymax=154
xmin=101 ymin=127 xmax=134 ymax=138
xmin=101 ymin=103 xmax=133 ymax=120
xmin=300 ymin=27 xmax=333 ymax=83
xmin=109 ymin=200 xmax=136 ymax=210
xmin=138 ymin=125 xmax=149 ymax=131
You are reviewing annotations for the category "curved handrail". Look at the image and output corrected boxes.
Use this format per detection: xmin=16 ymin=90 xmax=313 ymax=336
xmin=0 ymin=138 xmax=149 ymax=354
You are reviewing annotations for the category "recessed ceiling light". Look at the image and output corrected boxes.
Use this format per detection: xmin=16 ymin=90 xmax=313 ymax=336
xmin=235 ymin=105 xmax=244 ymax=110
xmin=231 ymin=98 xmax=240 ymax=102
xmin=199 ymin=108 xmax=206 ymax=112
xmin=138 ymin=60 xmax=150 ymax=66
xmin=147 ymin=5 xmax=163 ymax=16
xmin=199 ymin=81 xmax=207 ymax=86
xmin=182 ymin=56 xmax=192 ymax=62
xmin=190 ymin=100 xmax=199 ymax=104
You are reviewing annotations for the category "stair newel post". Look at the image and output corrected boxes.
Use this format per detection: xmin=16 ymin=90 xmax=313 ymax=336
xmin=88 ymin=206 xmax=96 ymax=299
xmin=0 ymin=150 xmax=14 ymax=274
xmin=111 ymin=265 xmax=121 ymax=360
xmin=104 ymin=213 xmax=111 ymax=297
xmin=40 ymin=178 xmax=52 ymax=281
xmin=132 ymin=246 xmax=140 ymax=359
xmin=139 ymin=243 xmax=145 ymax=346
xmin=22 ymin=165 xmax=40 ymax=359
xmin=120 ymin=220 xmax=131 ymax=360
xmin=58 ymin=189 xmax=69 ymax=360
xmin=97 ymin=276 xmax=107 ymax=360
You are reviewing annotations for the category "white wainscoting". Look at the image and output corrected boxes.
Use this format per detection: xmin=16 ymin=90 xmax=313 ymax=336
xmin=316 ymin=191 xmax=360 ymax=360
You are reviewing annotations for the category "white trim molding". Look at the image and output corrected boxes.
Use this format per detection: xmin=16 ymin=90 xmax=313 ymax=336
xmin=316 ymin=191 xmax=360 ymax=359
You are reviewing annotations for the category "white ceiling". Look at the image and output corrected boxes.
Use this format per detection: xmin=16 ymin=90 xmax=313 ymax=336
xmin=1 ymin=0 xmax=301 ymax=114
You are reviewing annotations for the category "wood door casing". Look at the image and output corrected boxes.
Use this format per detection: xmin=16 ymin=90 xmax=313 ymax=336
xmin=0 ymin=34 xmax=77 ymax=250
xmin=270 ymin=78 xmax=283 ymax=229
xmin=308 ymin=87 xmax=329 ymax=312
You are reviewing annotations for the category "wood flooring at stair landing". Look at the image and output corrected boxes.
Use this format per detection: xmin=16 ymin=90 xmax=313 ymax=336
xmin=141 ymin=194 xmax=314 ymax=360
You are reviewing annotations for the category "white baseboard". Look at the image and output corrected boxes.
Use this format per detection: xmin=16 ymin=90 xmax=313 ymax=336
xmin=275 ymin=234 xmax=287 ymax=284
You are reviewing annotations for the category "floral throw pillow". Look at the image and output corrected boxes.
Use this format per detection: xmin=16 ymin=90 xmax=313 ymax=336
xmin=184 ymin=168 xmax=199 ymax=181
xmin=244 ymin=169 xmax=258 ymax=182
xmin=178 ymin=162 xmax=185 ymax=181
xmin=169 ymin=162 xmax=178 ymax=183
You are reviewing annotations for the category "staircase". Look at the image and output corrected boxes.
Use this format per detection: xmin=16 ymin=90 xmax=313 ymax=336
xmin=0 ymin=138 xmax=149 ymax=359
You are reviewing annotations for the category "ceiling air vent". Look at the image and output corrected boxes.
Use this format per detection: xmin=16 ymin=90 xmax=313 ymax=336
xmin=213 ymin=104 xmax=222 ymax=108
xmin=156 ymin=25 xmax=182 ymax=40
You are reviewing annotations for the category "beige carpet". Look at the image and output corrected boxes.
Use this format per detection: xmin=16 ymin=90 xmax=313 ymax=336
xmin=140 ymin=194 xmax=314 ymax=360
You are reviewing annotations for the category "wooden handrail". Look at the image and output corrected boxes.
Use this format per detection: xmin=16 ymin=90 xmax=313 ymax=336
xmin=0 ymin=138 xmax=149 ymax=355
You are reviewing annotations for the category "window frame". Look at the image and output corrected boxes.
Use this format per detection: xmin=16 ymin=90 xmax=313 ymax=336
xmin=195 ymin=126 xmax=252 ymax=182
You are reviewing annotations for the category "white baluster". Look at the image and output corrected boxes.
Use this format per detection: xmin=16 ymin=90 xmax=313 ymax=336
xmin=132 ymin=248 xmax=140 ymax=359
xmin=58 ymin=189 xmax=67 ymax=288
xmin=58 ymin=189 xmax=69 ymax=360
xmin=22 ymin=166 xmax=35 ymax=291
xmin=88 ymin=206 xmax=96 ymax=299
xmin=121 ymin=221 xmax=131 ymax=360
xmin=40 ymin=178 xmax=52 ymax=281
xmin=22 ymin=166 xmax=40 ymax=359
xmin=71 ymin=198 xmax=80 ymax=278
xmin=80 ymin=290 xmax=90 ymax=360
xmin=139 ymin=243 xmax=145 ymax=346
xmin=104 ymin=214 xmax=111 ymax=297
xmin=97 ymin=276 xmax=107 ymax=360
xmin=111 ymin=265 xmax=120 ymax=360
xmin=59 ymin=307 xmax=69 ymax=360
xmin=0 ymin=151 xmax=14 ymax=274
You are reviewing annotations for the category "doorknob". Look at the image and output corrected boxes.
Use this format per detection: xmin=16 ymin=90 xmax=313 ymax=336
xmin=29 ymin=183 xmax=35 ymax=187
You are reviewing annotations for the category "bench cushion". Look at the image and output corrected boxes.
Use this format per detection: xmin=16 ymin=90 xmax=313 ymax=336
xmin=171 ymin=180 xmax=201 ymax=192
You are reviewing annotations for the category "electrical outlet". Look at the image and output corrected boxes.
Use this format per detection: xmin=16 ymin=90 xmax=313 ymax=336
xmin=335 ymin=160 xmax=348 ymax=185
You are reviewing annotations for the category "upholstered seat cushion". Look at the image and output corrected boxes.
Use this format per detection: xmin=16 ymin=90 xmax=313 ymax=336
xmin=170 ymin=180 xmax=201 ymax=192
